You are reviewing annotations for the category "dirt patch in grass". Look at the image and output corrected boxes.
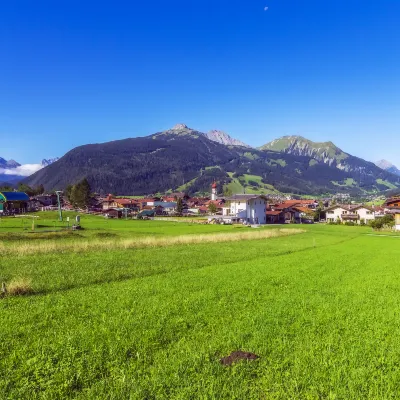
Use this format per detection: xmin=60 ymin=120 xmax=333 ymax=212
xmin=4 ymin=278 xmax=34 ymax=297
xmin=220 ymin=351 xmax=259 ymax=366
xmin=94 ymin=232 xmax=118 ymax=238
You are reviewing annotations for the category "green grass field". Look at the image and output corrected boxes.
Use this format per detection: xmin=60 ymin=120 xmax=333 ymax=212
xmin=1 ymin=213 xmax=400 ymax=398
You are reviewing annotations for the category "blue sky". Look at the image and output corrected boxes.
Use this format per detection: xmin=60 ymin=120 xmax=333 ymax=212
xmin=1 ymin=0 xmax=400 ymax=165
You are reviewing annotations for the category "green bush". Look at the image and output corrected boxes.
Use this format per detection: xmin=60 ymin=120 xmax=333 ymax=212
xmin=345 ymin=221 xmax=355 ymax=226
xmin=369 ymin=215 xmax=395 ymax=230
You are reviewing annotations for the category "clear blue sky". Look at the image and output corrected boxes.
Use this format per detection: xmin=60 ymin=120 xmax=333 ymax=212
xmin=1 ymin=0 xmax=400 ymax=165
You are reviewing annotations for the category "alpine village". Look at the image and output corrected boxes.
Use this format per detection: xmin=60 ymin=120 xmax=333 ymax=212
xmin=1 ymin=124 xmax=400 ymax=232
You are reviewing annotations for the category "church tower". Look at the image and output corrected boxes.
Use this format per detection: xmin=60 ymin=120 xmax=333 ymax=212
xmin=211 ymin=182 xmax=217 ymax=201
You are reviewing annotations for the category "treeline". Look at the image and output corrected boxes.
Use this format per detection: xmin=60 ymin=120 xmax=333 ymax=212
xmin=0 ymin=183 xmax=45 ymax=196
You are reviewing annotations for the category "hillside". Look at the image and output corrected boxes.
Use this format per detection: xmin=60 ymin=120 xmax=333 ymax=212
xmin=260 ymin=135 xmax=400 ymax=192
xmin=25 ymin=127 xmax=400 ymax=196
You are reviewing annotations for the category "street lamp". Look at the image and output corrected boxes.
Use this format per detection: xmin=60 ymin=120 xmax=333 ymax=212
xmin=55 ymin=191 xmax=63 ymax=222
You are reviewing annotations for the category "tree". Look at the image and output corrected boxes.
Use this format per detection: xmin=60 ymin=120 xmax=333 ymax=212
xmin=176 ymin=197 xmax=183 ymax=214
xmin=17 ymin=183 xmax=35 ymax=196
xmin=65 ymin=184 xmax=73 ymax=202
xmin=208 ymin=202 xmax=217 ymax=214
xmin=369 ymin=214 xmax=394 ymax=230
xmin=223 ymin=187 xmax=233 ymax=197
xmin=34 ymin=184 xmax=45 ymax=195
xmin=313 ymin=201 xmax=326 ymax=222
xmin=69 ymin=178 xmax=91 ymax=208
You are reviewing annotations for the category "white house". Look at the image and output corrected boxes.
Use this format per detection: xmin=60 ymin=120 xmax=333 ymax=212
xmin=325 ymin=204 xmax=375 ymax=224
xmin=351 ymin=205 xmax=375 ymax=224
xmin=222 ymin=194 xmax=267 ymax=224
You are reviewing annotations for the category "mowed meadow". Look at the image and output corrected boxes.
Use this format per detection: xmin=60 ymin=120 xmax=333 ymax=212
xmin=1 ymin=213 xmax=400 ymax=399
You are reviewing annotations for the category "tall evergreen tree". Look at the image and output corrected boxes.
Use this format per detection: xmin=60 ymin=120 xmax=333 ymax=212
xmin=176 ymin=197 xmax=183 ymax=214
xmin=70 ymin=178 xmax=91 ymax=208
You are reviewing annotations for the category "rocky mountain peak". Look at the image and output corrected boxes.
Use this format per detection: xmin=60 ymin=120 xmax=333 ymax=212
xmin=375 ymin=159 xmax=400 ymax=176
xmin=0 ymin=158 xmax=21 ymax=169
xmin=171 ymin=123 xmax=190 ymax=131
xmin=376 ymin=159 xmax=394 ymax=170
xmin=206 ymin=130 xmax=250 ymax=147
xmin=41 ymin=158 xmax=60 ymax=167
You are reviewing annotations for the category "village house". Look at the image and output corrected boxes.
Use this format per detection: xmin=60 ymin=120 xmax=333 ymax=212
xmin=384 ymin=198 xmax=400 ymax=208
xmin=266 ymin=202 xmax=315 ymax=224
xmin=101 ymin=194 xmax=139 ymax=212
xmin=222 ymin=194 xmax=267 ymax=224
xmin=325 ymin=204 xmax=375 ymax=224
xmin=153 ymin=201 xmax=177 ymax=215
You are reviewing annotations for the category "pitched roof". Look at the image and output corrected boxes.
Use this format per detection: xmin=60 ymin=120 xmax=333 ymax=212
xmin=115 ymin=199 xmax=137 ymax=205
xmin=225 ymin=194 xmax=264 ymax=201
xmin=266 ymin=211 xmax=282 ymax=216
xmin=292 ymin=206 xmax=314 ymax=214
xmin=0 ymin=191 xmax=30 ymax=202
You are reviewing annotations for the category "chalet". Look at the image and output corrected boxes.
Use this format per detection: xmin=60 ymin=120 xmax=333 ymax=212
xmin=385 ymin=198 xmax=400 ymax=208
xmin=278 ymin=199 xmax=318 ymax=209
xmin=154 ymin=201 xmax=177 ymax=215
xmin=223 ymin=194 xmax=267 ymax=224
xmin=325 ymin=204 xmax=375 ymax=224
xmin=0 ymin=192 xmax=30 ymax=215
xmin=105 ymin=208 xmax=124 ymax=219
xmin=101 ymin=195 xmax=139 ymax=211
xmin=291 ymin=206 xmax=315 ymax=223
xmin=266 ymin=210 xmax=284 ymax=224
xmin=136 ymin=197 xmax=161 ymax=209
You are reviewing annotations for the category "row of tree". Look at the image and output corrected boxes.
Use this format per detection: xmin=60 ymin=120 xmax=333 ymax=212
xmin=0 ymin=183 xmax=45 ymax=196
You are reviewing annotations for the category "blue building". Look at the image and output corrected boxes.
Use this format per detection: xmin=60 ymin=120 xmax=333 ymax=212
xmin=0 ymin=192 xmax=30 ymax=215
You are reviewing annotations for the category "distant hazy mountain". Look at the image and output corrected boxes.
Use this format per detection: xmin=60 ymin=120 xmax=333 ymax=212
xmin=0 ymin=157 xmax=21 ymax=169
xmin=375 ymin=159 xmax=400 ymax=176
xmin=0 ymin=156 xmax=59 ymax=184
xmin=205 ymin=130 xmax=250 ymax=147
xmin=24 ymin=124 xmax=400 ymax=196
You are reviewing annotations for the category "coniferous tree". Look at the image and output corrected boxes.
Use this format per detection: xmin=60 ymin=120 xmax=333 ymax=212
xmin=176 ymin=197 xmax=183 ymax=214
xmin=69 ymin=179 xmax=91 ymax=208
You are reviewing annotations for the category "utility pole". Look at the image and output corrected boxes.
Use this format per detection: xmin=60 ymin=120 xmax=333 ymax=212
xmin=56 ymin=191 xmax=63 ymax=222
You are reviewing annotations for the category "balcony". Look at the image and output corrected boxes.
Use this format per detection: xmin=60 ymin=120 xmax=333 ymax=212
xmin=341 ymin=213 xmax=359 ymax=220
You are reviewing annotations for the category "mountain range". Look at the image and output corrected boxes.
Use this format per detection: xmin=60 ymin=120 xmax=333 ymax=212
xmin=0 ymin=158 xmax=59 ymax=185
xmin=23 ymin=124 xmax=400 ymax=196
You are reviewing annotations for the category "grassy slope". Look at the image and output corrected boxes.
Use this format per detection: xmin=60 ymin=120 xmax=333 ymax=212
xmin=2 ymin=216 xmax=400 ymax=398
xmin=225 ymin=173 xmax=282 ymax=195
xmin=376 ymin=178 xmax=397 ymax=190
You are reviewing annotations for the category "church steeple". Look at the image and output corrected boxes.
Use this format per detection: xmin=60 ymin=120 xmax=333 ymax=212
xmin=211 ymin=181 xmax=217 ymax=201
